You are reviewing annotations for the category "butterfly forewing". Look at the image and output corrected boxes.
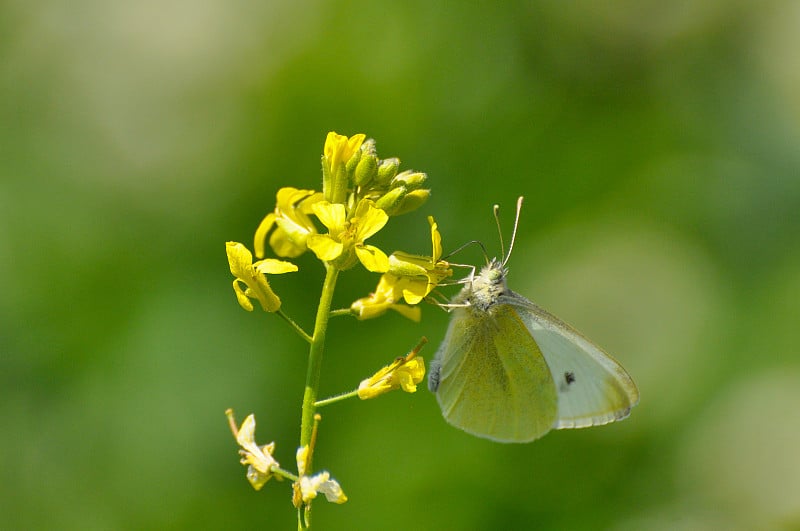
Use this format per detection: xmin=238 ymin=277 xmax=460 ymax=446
xmin=507 ymin=293 xmax=640 ymax=429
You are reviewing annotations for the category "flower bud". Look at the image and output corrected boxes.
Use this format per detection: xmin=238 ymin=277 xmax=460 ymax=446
xmin=375 ymin=186 xmax=406 ymax=215
xmin=391 ymin=170 xmax=427 ymax=190
xmin=392 ymin=189 xmax=430 ymax=216
xmin=354 ymin=152 xmax=378 ymax=186
xmin=376 ymin=158 xmax=400 ymax=186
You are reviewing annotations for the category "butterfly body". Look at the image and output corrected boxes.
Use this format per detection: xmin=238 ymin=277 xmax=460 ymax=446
xmin=429 ymin=258 xmax=639 ymax=443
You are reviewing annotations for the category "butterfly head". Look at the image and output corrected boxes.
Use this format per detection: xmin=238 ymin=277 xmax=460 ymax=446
xmin=460 ymin=258 xmax=508 ymax=311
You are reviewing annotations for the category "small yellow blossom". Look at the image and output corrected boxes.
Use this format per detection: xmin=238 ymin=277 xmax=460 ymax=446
xmin=350 ymin=274 xmax=422 ymax=321
xmin=387 ymin=216 xmax=452 ymax=304
xmin=358 ymin=346 xmax=426 ymax=400
xmin=294 ymin=445 xmax=347 ymax=504
xmin=226 ymin=242 xmax=298 ymax=312
xmin=350 ymin=216 xmax=451 ymax=319
xmin=231 ymin=413 xmax=279 ymax=491
xmin=254 ymin=187 xmax=323 ymax=259
xmin=323 ymin=132 xmax=366 ymax=204
xmin=324 ymin=132 xmax=365 ymax=178
xmin=306 ymin=199 xmax=389 ymax=272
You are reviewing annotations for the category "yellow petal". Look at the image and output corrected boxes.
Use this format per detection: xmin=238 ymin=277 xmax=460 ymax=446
xmin=428 ymin=216 xmax=442 ymax=261
xmin=307 ymin=234 xmax=344 ymax=261
xmin=353 ymin=201 xmax=388 ymax=241
xmin=232 ymin=279 xmax=254 ymax=311
xmin=312 ymin=201 xmax=346 ymax=233
xmin=356 ymin=244 xmax=389 ymax=273
xmin=254 ymin=213 xmax=276 ymax=259
xmin=254 ymin=258 xmax=299 ymax=274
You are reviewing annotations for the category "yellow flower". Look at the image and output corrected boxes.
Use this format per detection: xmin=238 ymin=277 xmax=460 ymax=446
xmin=226 ymin=241 xmax=297 ymax=312
xmin=294 ymin=445 xmax=347 ymax=504
xmin=324 ymin=131 xmax=365 ymax=178
xmin=387 ymin=216 xmax=452 ymax=304
xmin=357 ymin=347 xmax=426 ymax=400
xmin=350 ymin=216 xmax=451 ymax=319
xmin=231 ymin=413 xmax=279 ymax=491
xmin=323 ymin=132 xmax=366 ymax=204
xmin=306 ymin=199 xmax=389 ymax=272
xmin=254 ymin=187 xmax=323 ymax=259
xmin=350 ymin=273 xmax=422 ymax=321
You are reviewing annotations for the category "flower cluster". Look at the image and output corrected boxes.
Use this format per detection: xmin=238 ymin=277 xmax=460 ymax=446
xmin=224 ymin=132 xmax=449 ymax=522
xmin=226 ymin=131 xmax=450 ymax=317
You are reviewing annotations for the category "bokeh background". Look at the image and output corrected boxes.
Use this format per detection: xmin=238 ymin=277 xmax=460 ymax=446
xmin=3 ymin=1 xmax=800 ymax=529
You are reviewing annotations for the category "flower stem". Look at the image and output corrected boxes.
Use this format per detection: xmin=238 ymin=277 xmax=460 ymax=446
xmin=297 ymin=265 xmax=339 ymax=530
xmin=277 ymin=309 xmax=313 ymax=343
xmin=300 ymin=264 xmax=340 ymax=447
xmin=314 ymin=389 xmax=359 ymax=407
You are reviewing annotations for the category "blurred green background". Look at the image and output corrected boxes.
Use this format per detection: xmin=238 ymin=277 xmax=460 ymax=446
xmin=3 ymin=1 xmax=800 ymax=529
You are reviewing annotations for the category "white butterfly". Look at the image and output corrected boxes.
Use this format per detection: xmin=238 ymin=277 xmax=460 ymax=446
xmin=428 ymin=198 xmax=639 ymax=442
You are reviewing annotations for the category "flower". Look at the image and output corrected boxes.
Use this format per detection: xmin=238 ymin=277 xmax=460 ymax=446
xmin=323 ymin=132 xmax=366 ymax=204
xmin=387 ymin=216 xmax=452 ymax=304
xmin=323 ymin=132 xmax=365 ymax=179
xmin=226 ymin=241 xmax=298 ymax=312
xmin=350 ymin=273 xmax=422 ymax=321
xmin=350 ymin=216 xmax=451 ymax=319
xmin=357 ymin=346 xmax=426 ymax=400
xmin=230 ymin=413 xmax=279 ymax=491
xmin=299 ymin=472 xmax=348 ymax=504
xmin=254 ymin=187 xmax=323 ymax=259
xmin=306 ymin=199 xmax=389 ymax=272
xmin=294 ymin=445 xmax=347 ymax=504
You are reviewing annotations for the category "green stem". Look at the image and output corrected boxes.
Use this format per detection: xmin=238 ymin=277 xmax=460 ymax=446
xmin=297 ymin=266 xmax=339 ymax=531
xmin=277 ymin=309 xmax=313 ymax=343
xmin=314 ymin=389 xmax=359 ymax=407
xmin=300 ymin=264 xmax=340 ymax=447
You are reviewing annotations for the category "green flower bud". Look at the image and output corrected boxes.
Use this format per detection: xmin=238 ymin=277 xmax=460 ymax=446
xmin=345 ymin=146 xmax=362 ymax=175
xmin=392 ymin=189 xmax=430 ymax=216
xmin=354 ymin=153 xmax=378 ymax=186
xmin=391 ymin=170 xmax=427 ymax=190
xmin=376 ymin=158 xmax=400 ymax=186
xmin=375 ymin=186 xmax=407 ymax=215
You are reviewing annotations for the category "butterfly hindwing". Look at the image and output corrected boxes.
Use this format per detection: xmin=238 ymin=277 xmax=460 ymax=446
xmin=432 ymin=304 xmax=559 ymax=442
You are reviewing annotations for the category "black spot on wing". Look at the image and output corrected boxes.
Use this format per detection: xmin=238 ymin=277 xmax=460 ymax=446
xmin=559 ymin=371 xmax=576 ymax=392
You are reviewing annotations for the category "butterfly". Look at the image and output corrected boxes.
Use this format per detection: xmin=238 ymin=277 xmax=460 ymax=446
xmin=428 ymin=198 xmax=639 ymax=442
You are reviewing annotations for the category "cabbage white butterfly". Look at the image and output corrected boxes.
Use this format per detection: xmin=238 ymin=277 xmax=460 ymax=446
xmin=428 ymin=198 xmax=639 ymax=442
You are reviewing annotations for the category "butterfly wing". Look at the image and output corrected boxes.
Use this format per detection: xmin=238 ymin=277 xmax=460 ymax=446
xmin=430 ymin=304 xmax=559 ymax=442
xmin=506 ymin=292 xmax=640 ymax=429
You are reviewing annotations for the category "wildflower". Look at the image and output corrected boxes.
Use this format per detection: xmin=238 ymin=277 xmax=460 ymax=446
xmin=387 ymin=216 xmax=452 ymax=304
xmin=230 ymin=413 xmax=279 ymax=491
xmin=350 ymin=216 xmax=451 ymax=319
xmin=254 ymin=187 xmax=323 ymax=259
xmin=350 ymin=274 xmax=422 ymax=321
xmin=323 ymin=132 xmax=366 ymax=204
xmin=306 ymin=199 xmax=389 ymax=272
xmin=226 ymin=242 xmax=297 ymax=312
xmin=294 ymin=446 xmax=347 ymax=504
xmin=358 ymin=347 xmax=426 ymax=400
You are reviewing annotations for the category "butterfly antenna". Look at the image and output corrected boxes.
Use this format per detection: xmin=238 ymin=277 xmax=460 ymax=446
xmin=493 ymin=204 xmax=505 ymax=262
xmin=502 ymin=196 xmax=524 ymax=267
xmin=442 ymin=240 xmax=490 ymax=266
